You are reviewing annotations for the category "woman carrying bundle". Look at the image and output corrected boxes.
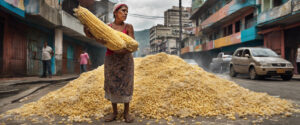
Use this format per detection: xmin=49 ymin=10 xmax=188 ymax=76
xmin=84 ymin=3 xmax=135 ymax=123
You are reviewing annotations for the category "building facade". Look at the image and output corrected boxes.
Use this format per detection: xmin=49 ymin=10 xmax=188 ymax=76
xmin=187 ymin=0 xmax=300 ymax=73
xmin=150 ymin=6 xmax=193 ymax=55
xmin=0 ymin=0 xmax=114 ymax=77
xmin=257 ymin=0 xmax=300 ymax=73
xmin=165 ymin=6 xmax=192 ymax=27
xmin=188 ymin=0 xmax=264 ymax=68
xmin=150 ymin=25 xmax=175 ymax=54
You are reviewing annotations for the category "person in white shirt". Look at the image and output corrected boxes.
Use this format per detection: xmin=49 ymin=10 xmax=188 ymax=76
xmin=41 ymin=41 xmax=53 ymax=78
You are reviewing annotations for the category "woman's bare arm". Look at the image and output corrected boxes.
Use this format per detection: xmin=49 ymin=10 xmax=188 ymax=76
xmin=127 ymin=24 xmax=135 ymax=39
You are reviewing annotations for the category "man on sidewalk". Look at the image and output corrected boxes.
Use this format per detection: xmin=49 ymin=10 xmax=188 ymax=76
xmin=41 ymin=41 xmax=53 ymax=78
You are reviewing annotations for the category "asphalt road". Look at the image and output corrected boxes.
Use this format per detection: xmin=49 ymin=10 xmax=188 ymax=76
xmin=0 ymin=74 xmax=300 ymax=125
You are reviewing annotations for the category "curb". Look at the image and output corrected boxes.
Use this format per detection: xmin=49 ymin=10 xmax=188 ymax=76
xmin=1 ymin=76 xmax=79 ymax=86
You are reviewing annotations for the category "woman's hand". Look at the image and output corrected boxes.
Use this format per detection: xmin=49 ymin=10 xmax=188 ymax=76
xmin=84 ymin=26 xmax=94 ymax=38
xmin=113 ymin=48 xmax=131 ymax=54
xmin=84 ymin=26 xmax=107 ymax=45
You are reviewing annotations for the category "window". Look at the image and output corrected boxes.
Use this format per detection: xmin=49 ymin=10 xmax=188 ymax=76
xmin=217 ymin=52 xmax=224 ymax=58
xmin=262 ymin=0 xmax=271 ymax=11
xmin=242 ymin=49 xmax=251 ymax=57
xmin=223 ymin=27 xmax=227 ymax=36
xmin=235 ymin=50 xmax=243 ymax=57
xmin=214 ymin=31 xmax=219 ymax=40
xmin=209 ymin=34 xmax=213 ymax=41
xmin=245 ymin=13 xmax=254 ymax=29
xmin=273 ymin=0 xmax=283 ymax=7
xmin=228 ymin=24 xmax=233 ymax=35
xmin=235 ymin=20 xmax=241 ymax=33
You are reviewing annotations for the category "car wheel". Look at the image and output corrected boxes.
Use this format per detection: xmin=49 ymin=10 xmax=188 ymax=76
xmin=281 ymin=75 xmax=293 ymax=81
xmin=249 ymin=67 xmax=258 ymax=80
xmin=229 ymin=65 xmax=237 ymax=77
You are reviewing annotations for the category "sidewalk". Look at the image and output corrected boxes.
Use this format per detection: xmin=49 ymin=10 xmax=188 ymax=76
xmin=0 ymin=75 xmax=79 ymax=107
xmin=0 ymin=75 xmax=79 ymax=86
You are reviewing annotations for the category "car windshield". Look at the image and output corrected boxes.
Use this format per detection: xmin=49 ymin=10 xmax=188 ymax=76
xmin=251 ymin=48 xmax=279 ymax=57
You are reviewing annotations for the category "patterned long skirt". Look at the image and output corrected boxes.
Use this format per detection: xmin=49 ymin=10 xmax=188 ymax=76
xmin=104 ymin=53 xmax=134 ymax=103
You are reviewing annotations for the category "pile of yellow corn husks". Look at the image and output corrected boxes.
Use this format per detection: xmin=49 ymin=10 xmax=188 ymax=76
xmin=5 ymin=53 xmax=298 ymax=122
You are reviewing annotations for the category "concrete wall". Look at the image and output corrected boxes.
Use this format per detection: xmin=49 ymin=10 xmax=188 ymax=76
xmin=293 ymin=0 xmax=300 ymax=12
xmin=61 ymin=11 xmax=84 ymax=36
xmin=258 ymin=0 xmax=292 ymax=24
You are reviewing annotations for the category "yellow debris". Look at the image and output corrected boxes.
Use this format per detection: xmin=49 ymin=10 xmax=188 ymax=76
xmin=195 ymin=122 xmax=201 ymax=125
xmin=285 ymin=112 xmax=292 ymax=117
xmin=73 ymin=6 xmax=138 ymax=52
xmin=4 ymin=53 xmax=299 ymax=122
xmin=180 ymin=120 xmax=185 ymax=123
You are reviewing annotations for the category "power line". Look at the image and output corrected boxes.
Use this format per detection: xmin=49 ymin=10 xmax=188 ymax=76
xmin=129 ymin=13 xmax=164 ymax=18
xmin=128 ymin=14 xmax=164 ymax=20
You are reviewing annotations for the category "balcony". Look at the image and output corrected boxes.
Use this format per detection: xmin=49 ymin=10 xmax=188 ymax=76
xmin=202 ymin=41 xmax=214 ymax=51
xmin=214 ymin=32 xmax=241 ymax=48
xmin=0 ymin=0 xmax=25 ymax=17
xmin=257 ymin=0 xmax=292 ymax=25
xmin=200 ymin=0 xmax=256 ymax=31
xmin=257 ymin=0 xmax=300 ymax=28
xmin=25 ymin=0 xmax=61 ymax=28
xmin=241 ymin=26 xmax=261 ymax=42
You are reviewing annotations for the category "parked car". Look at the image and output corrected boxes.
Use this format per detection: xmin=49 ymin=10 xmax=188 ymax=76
xmin=229 ymin=47 xmax=294 ymax=80
xmin=183 ymin=59 xmax=198 ymax=66
xmin=209 ymin=52 xmax=232 ymax=73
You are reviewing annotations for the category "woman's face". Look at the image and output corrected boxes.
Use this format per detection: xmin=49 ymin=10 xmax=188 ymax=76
xmin=115 ymin=6 xmax=128 ymax=21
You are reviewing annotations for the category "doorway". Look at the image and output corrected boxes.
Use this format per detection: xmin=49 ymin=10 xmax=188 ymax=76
xmin=0 ymin=17 xmax=4 ymax=75
xmin=285 ymin=26 xmax=300 ymax=74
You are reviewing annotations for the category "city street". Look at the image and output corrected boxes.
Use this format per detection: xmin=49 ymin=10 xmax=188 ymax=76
xmin=1 ymin=0 xmax=300 ymax=124
xmin=0 ymin=73 xmax=300 ymax=125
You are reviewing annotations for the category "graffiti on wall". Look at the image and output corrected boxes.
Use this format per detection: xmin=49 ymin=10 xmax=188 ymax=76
xmin=4 ymin=0 xmax=25 ymax=10
xmin=194 ymin=44 xmax=202 ymax=52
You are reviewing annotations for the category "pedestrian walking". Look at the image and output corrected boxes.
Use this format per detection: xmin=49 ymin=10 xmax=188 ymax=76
xmin=84 ymin=3 xmax=135 ymax=123
xmin=41 ymin=41 xmax=53 ymax=78
xmin=79 ymin=49 xmax=90 ymax=73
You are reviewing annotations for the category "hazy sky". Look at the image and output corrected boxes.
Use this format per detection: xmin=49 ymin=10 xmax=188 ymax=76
xmin=110 ymin=0 xmax=192 ymax=31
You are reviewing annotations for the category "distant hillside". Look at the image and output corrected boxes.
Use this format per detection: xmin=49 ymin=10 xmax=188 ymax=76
xmin=134 ymin=29 xmax=150 ymax=57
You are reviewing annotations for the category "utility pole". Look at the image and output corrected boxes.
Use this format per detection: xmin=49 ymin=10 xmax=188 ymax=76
xmin=179 ymin=0 xmax=182 ymax=56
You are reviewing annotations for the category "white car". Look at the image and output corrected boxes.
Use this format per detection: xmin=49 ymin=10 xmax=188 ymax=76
xmin=209 ymin=52 xmax=232 ymax=73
